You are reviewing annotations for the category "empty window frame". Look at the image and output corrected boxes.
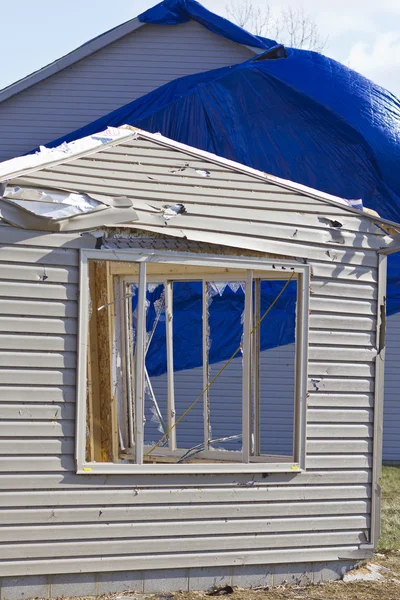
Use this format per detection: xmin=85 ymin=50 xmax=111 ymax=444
xmin=77 ymin=250 xmax=309 ymax=474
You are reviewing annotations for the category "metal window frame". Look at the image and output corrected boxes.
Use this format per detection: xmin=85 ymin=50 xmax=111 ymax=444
xmin=76 ymin=249 xmax=309 ymax=475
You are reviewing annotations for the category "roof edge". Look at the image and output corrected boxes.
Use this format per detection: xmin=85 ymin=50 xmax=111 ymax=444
xmin=0 ymin=18 xmax=144 ymax=104
xmin=2 ymin=124 xmax=400 ymax=235
xmin=129 ymin=128 xmax=400 ymax=232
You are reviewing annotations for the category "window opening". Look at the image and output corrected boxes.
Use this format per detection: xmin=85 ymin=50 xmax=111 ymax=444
xmin=82 ymin=256 xmax=307 ymax=472
xmin=207 ymin=280 xmax=245 ymax=455
xmin=255 ymin=279 xmax=297 ymax=460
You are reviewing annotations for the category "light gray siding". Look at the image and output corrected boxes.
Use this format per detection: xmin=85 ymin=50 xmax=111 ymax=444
xmin=383 ymin=312 xmax=400 ymax=463
xmin=0 ymin=20 xmax=252 ymax=162
xmin=0 ymin=218 xmax=377 ymax=577
xmin=0 ymin=133 xmax=387 ymax=578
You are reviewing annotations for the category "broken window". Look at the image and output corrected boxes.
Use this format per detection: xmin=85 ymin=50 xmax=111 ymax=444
xmin=80 ymin=252 xmax=309 ymax=473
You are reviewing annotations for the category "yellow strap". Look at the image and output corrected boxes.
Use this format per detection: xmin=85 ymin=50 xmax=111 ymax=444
xmin=145 ymin=272 xmax=295 ymax=457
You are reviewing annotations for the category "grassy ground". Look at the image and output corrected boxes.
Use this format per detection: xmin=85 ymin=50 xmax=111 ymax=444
xmin=378 ymin=465 xmax=400 ymax=551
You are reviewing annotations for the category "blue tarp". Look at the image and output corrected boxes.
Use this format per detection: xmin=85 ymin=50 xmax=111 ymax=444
xmin=139 ymin=0 xmax=277 ymax=51
xmin=132 ymin=281 xmax=296 ymax=377
xmin=40 ymin=0 xmax=400 ymax=368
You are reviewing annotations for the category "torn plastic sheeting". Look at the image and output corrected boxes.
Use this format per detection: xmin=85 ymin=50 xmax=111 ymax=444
xmin=208 ymin=281 xmax=245 ymax=298
xmin=132 ymin=280 xmax=296 ymax=378
xmin=138 ymin=0 xmax=277 ymax=51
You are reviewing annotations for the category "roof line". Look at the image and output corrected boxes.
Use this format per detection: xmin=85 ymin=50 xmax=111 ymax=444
xmin=130 ymin=128 xmax=400 ymax=231
xmin=0 ymin=18 xmax=145 ymax=104
xmin=3 ymin=124 xmax=400 ymax=232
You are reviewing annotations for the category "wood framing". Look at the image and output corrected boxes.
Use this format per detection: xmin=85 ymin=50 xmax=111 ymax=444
xmin=86 ymin=260 xmax=119 ymax=462
xmin=86 ymin=261 xmax=102 ymax=462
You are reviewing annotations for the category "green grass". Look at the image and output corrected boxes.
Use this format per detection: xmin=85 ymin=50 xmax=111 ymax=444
xmin=378 ymin=465 xmax=400 ymax=551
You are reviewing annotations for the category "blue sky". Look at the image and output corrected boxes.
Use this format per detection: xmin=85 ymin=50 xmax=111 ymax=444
xmin=1 ymin=0 xmax=400 ymax=96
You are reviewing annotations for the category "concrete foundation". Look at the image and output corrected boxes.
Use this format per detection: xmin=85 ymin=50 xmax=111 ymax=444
xmin=0 ymin=561 xmax=359 ymax=599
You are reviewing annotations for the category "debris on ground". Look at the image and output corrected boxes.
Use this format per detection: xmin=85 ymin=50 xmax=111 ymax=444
xmin=33 ymin=554 xmax=400 ymax=600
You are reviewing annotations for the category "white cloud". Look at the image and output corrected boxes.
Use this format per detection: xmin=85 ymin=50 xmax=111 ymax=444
xmin=315 ymin=11 xmax=376 ymax=39
xmin=346 ymin=32 xmax=400 ymax=96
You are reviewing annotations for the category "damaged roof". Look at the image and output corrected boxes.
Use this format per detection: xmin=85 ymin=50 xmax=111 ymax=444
xmin=0 ymin=125 xmax=399 ymax=257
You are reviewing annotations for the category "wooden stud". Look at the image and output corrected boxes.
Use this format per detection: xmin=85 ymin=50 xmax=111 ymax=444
xmin=94 ymin=261 xmax=118 ymax=462
xmin=87 ymin=261 xmax=102 ymax=462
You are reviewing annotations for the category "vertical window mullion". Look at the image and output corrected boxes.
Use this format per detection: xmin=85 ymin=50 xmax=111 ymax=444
xmin=294 ymin=270 xmax=309 ymax=470
xmin=115 ymin=277 xmax=128 ymax=451
xmin=202 ymin=281 xmax=210 ymax=451
xmin=134 ymin=262 xmax=147 ymax=465
xmin=165 ymin=280 xmax=176 ymax=451
xmin=242 ymin=270 xmax=253 ymax=463
xmin=253 ymin=278 xmax=261 ymax=457
xmin=124 ymin=282 xmax=135 ymax=451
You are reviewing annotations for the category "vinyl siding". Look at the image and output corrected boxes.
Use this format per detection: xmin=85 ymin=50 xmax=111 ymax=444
xmin=0 ymin=224 xmax=377 ymax=577
xmin=0 ymin=20 xmax=252 ymax=162
xmin=383 ymin=312 xmax=400 ymax=462
xmin=0 ymin=134 xmax=386 ymax=576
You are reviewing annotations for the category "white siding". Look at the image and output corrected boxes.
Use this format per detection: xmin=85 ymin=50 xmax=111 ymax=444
xmin=383 ymin=312 xmax=400 ymax=462
xmin=0 ymin=21 xmax=252 ymax=162
xmin=0 ymin=230 xmax=377 ymax=576
xmin=0 ymin=135 xmax=386 ymax=577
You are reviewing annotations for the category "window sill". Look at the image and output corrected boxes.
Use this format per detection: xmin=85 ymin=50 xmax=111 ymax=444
xmin=77 ymin=462 xmax=304 ymax=475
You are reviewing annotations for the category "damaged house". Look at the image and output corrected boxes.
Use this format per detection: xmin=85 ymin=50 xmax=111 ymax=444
xmin=1 ymin=0 xmax=400 ymax=464
xmin=0 ymin=125 xmax=398 ymax=595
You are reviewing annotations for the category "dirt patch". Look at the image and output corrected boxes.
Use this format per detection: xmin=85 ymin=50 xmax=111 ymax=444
xmin=43 ymin=554 xmax=400 ymax=600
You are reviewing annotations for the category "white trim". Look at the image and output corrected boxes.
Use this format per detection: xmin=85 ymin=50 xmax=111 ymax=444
xmin=75 ymin=250 xmax=90 ymax=470
xmin=165 ymin=280 xmax=176 ymax=451
xmin=83 ymin=249 xmax=307 ymax=273
xmin=253 ymin=278 xmax=261 ymax=456
xmin=134 ymin=262 xmax=147 ymax=464
xmin=370 ymin=254 xmax=387 ymax=546
xmin=0 ymin=19 xmax=145 ymax=104
xmin=295 ymin=269 xmax=310 ymax=470
xmin=242 ymin=269 xmax=253 ymax=463
xmin=76 ymin=248 xmax=308 ymax=475
xmin=202 ymin=281 xmax=210 ymax=451
xmin=77 ymin=462 xmax=303 ymax=474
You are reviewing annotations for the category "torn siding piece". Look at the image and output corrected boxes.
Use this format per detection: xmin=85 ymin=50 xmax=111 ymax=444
xmin=162 ymin=203 xmax=187 ymax=220
xmin=0 ymin=185 xmax=139 ymax=232
xmin=4 ymin=186 xmax=101 ymax=218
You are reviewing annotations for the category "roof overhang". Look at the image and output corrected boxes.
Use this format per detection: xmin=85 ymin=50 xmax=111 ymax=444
xmin=1 ymin=126 xmax=399 ymax=248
